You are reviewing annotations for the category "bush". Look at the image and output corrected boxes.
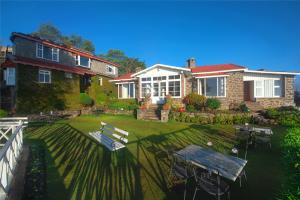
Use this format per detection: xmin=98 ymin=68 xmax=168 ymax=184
xmin=80 ymin=93 xmax=93 ymax=106
xmin=183 ymin=93 xmax=206 ymax=110
xmin=239 ymin=103 xmax=250 ymax=113
xmin=214 ymin=113 xmax=251 ymax=125
xmin=265 ymin=107 xmax=300 ymax=127
xmin=0 ymin=109 xmax=8 ymax=117
xmin=279 ymin=127 xmax=300 ymax=200
xmin=108 ymin=99 xmax=138 ymax=111
xmin=206 ymin=98 xmax=221 ymax=110
xmin=186 ymin=105 xmax=196 ymax=112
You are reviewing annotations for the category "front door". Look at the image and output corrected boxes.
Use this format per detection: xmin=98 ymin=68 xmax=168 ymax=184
xmin=152 ymin=81 xmax=167 ymax=104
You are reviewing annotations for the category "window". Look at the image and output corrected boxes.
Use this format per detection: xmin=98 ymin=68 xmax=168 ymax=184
xmin=141 ymin=77 xmax=151 ymax=81
xmin=39 ymin=70 xmax=51 ymax=83
xmin=118 ymin=83 xmax=135 ymax=99
xmin=4 ymin=68 xmax=16 ymax=86
xmin=274 ymin=80 xmax=282 ymax=97
xmin=141 ymin=83 xmax=151 ymax=97
xmin=65 ymin=72 xmax=73 ymax=79
xmin=160 ymin=82 xmax=166 ymax=96
xmin=168 ymin=75 xmax=181 ymax=97
xmin=199 ymin=77 xmax=225 ymax=97
xmin=254 ymin=79 xmax=282 ymax=98
xmin=255 ymin=80 xmax=263 ymax=97
xmin=106 ymin=65 xmax=115 ymax=74
xmin=98 ymin=78 xmax=103 ymax=86
xmin=76 ymin=55 xmax=90 ymax=68
xmin=36 ymin=43 xmax=59 ymax=62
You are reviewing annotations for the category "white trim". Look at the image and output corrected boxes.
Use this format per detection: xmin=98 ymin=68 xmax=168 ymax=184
xmin=245 ymin=69 xmax=300 ymax=75
xmin=198 ymin=77 xmax=226 ymax=97
xmin=118 ymin=83 xmax=135 ymax=99
xmin=109 ymin=78 xmax=137 ymax=82
xmin=115 ymin=81 xmax=135 ymax=85
xmin=38 ymin=69 xmax=51 ymax=84
xmin=131 ymin=64 xmax=190 ymax=77
xmin=195 ymin=75 xmax=229 ymax=79
xmin=76 ymin=55 xmax=91 ymax=68
xmin=192 ymin=68 xmax=246 ymax=75
xmin=36 ymin=42 xmax=59 ymax=62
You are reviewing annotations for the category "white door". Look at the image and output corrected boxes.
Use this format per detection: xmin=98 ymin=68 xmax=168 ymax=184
xmin=151 ymin=81 xmax=166 ymax=104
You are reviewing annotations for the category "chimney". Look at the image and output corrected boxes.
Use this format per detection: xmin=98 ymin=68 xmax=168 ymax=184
xmin=186 ymin=58 xmax=196 ymax=68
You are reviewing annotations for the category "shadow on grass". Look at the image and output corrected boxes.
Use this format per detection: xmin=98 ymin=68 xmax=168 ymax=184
xmin=25 ymin=121 xmax=260 ymax=200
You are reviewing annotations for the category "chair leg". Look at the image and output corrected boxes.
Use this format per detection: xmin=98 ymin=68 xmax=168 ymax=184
xmin=239 ymin=176 xmax=242 ymax=188
xmin=244 ymin=170 xmax=247 ymax=181
xmin=227 ymin=191 xmax=231 ymax=200
xmin=192 ymin=188 xmax=198 ymax=200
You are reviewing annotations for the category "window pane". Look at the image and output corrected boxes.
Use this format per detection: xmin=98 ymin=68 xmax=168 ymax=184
xmin=169 ymin=75 xmax=174 ymax=80
xmin=80 ymin=56 xmax=89 ymax=67
xmin=39 ymin=73 xmax=44 ymax=82
xmin=174 ymin=75 xmax=180 ymax=79
xmin=37 ymin=44 xmax=43 ymax=58
xmin=43 ymin=46 xmax=52 ymax=60
xmin=206 ymin=78 xmax=218 ymax=96
xmin=274 ymin=87 xmax=281 ymax=97
xmin=218 ymin=77 xmax=225 ymax=96
xmin=52 ymin=48 xmax=58 ymax=61
xmin=201 ymin=79 xmax=205 ymax=95
xmin=122 ymin=84 xmax=129 ymax=98
xmin=45 ymin=74 xmax=50 ymax=83
xmin=153 ymin=83 xmax=159 ymax=96
xmin=160 ymin=82 xmax=166 ymax=96
xmin=274 ymin=80 xmax=281 ymax=87
xmin=129 ymin=83 xmax=134 ymax=98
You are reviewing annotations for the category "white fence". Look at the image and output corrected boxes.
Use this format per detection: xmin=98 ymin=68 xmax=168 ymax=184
xmin=0 ymin=117 xmax=28 ymax=200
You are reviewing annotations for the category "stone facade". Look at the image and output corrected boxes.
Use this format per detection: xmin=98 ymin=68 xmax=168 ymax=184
xmin=255 ymin=75 xmax=295 ymax=108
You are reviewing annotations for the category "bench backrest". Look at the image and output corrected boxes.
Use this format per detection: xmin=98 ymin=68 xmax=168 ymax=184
xmin=100 ymin=122 xmax=129 ymax=144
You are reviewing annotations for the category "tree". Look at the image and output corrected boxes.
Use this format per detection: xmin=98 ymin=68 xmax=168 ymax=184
xmin=32 ymin=23 xmax=95 ymax=53
xmin=32 ymin=23 xmax=63 ymax=43
xmin=99 ymin=49 xmax=145 ymax=75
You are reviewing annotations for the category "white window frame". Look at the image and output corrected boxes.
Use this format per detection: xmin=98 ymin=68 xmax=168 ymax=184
xmin=167 ymin=75 xmax=181 ymax=98
xmin=198 ymin=77 xmax=226 ymax=97
xmin=117 ymin=82 xmax=135 ymax=99
xmin=254 ymin=79 xmax=282 ymax=98
xmin=106 ymin=65 xmax=115 ymax=74
xmin=36 ymin=43 xmax=59 ymax=62
xmin=4 ymin=68 xmax=16 ymax=86
xmin=38 ymin=69 xmax=51 ymax=84
xmin=273 ymin=79 xmax=282 ymax=97
xmin=140 ymin=78 xmax=152 ymax=98
xmin=76 ymin=55 xmax=91 ymax=68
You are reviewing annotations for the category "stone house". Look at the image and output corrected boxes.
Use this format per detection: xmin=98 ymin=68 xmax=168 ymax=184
xmin=0 ymin=32 xmax=119 ymax=113
xmin=111 ymin=58 xmax=299 ymax=109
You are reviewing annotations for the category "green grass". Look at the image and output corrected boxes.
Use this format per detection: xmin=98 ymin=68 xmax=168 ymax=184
xmin=24 ymin=114 xmax=286 ymax=200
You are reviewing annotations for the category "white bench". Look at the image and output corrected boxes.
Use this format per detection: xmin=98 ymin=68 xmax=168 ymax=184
xmin=89 ymin=122 xmax=129 ymax=151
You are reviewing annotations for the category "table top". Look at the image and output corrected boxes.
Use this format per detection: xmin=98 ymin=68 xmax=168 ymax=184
xmin=235 ymin=125 xmax=273 ymax=135
xmin=175 ymin=145 xmax=247 ymax=181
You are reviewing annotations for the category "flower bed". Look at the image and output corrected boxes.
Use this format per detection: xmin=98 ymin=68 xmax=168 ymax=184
xmin=23 ymin=144 xmax=47 ymax=200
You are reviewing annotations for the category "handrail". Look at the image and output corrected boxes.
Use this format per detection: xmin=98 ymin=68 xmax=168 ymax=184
xmin=0 ymin=119 xmax=26 ymax=200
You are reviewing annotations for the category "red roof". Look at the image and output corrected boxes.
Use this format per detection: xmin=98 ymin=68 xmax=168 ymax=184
xmin=11 ymin=32 xmax=119 ymax=67
xmin=1 ymin=56 xmax=96 ymax=75
xmin=195 ymin=72 xmax=228 ymax=77
xmin=112 ymin=73 xmax=134 ymax=81
xmin=191 ymin=64 xmax=245 ymax=73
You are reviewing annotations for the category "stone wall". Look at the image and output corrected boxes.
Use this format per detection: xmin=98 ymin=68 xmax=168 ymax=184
xmin=221 ymin=72 xmax=245 ymax=109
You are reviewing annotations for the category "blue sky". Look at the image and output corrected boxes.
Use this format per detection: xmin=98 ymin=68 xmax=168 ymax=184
xmin=1 ymin=1 xmax=300 ymax=88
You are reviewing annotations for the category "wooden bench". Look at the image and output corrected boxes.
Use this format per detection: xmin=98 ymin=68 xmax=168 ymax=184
xmin=89 ymin=122 xmax=129 ymax=151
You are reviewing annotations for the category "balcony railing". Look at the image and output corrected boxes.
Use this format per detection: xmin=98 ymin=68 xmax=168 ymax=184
xmin=0 ymin=117 xmax=28 ymax=200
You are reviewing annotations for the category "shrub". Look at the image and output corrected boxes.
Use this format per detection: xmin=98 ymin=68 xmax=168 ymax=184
xmin=214 ymin=113 xmax=251 ymax=125
xmin=186 ymin=105 xmax=196 ymax=112
xmin=80 ymin=93 xmax=93 ymax=106
xmin=279 ymin=127 xmax=300 ymax=199
xmin=183 ymin=93 xmax=206 ymax=110
xmin=108 ymin=99 xmax=138 ymax=111
xmin=206 ymin=98 xmax=221 ymax=110
xmin=239 ymin=103 xmax=250 ymax=113
xmin=0 ymin=109 xmax=8 ymax=117
xmin=265 ymin=107 xmax=300 ymax=127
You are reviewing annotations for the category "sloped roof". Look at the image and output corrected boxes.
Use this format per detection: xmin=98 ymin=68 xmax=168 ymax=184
xmin=1 ymin=55 xmax=96 ymax=75
xmin=191 ymin=64 xmax=246 ymax=73
xmin=111 ymin=73 xmax=135 ymax=82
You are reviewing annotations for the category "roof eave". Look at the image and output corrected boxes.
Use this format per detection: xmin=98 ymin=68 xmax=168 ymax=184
xmin=245 ymin=70 xmax=300 ymax=75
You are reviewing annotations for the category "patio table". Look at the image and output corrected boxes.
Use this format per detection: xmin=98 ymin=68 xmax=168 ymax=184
xmin=174 ymin=144 xmax=247 ymax=182
xmin=250 ymin=127 xmax=273 ymax=135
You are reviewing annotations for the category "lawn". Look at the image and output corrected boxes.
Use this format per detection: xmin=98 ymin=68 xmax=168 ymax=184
xmin=24 ymin=114 xmax=286 ymax=200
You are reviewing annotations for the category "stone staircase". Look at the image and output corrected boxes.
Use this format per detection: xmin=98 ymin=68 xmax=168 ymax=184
xmin=245 ymin=101 xmax=264 ymax=112
xmin=142 ymin=105 xmax=161 ymax=121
